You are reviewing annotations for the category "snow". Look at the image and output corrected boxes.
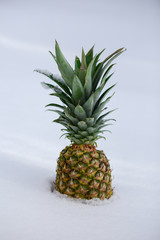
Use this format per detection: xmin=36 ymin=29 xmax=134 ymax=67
xmin=0 ymin=139 xmax=160 ymax=240
xmin=0 ymin=0 xmax=160 ymax=239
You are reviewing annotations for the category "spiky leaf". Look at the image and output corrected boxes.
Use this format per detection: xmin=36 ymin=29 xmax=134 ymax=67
xmin=93 ymin=93 xmax=115 ymax=119
xmin=101 ymin=64 xmax=116 ymax=84
xmin=83 ymin=93 xmax=94 ymax=117
xmin=95 ymin=110 xmax=117 ymax=124
xmin=93 ymin=48 xmax=125 ymax=90
xmin=55 ymin=41 xmax=74 ymax=89
xmin=96 ymin=84 xmax=116 ymax=108
xmin=94 ymin=72 xmax=114 ymax=103
xmin=81 ymin=48 xmax=87 ymax=69
xmin=49 ymin=51 xmax=56 ymax=61
xmin=96 ymin=117 xmax=116 ymax=125
xmin=85 ymin=118 xmax=95 ymax=127
xmin=37 ymin=42 xmax=126 ymax=144
xmin=87 ymin=127 xmax=96 ymax=134
xmin=69 ymin=125 xmax=79 ymax=132
xmin=45 ymin=103 xmax=65 ymax=110
xmin=76 ymin=49 xmax=87 ymax=86
xmin=34 ymin=70 xmax=71 ymax=96
xmin=74 ymin=105 xmax=87 ymax=120
xmin=79 ymin=131 xmax=88 ymax=137
xmin=75 ymin=56 xmax=81 ymax=75
xmin=64 ymin=109 xmax=78 ymax=125
xmin=47 ymin=109 xmax=65 ymax=118
xmin=86 ymin=45 xmax=94 ymax=66
xmin=50 ymin=92 xmax=72 ymax=105
xmin=84 ymin=56 xmax=96 ymax=99
xmin=78 ymin=121 xmax=87 ymax=130
xmin=72 ymin=75 xmax=84 ymax=104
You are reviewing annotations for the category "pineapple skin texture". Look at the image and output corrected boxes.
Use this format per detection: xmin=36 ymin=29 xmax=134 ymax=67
xmin=55 ymin=144 xmax=113 ymax=200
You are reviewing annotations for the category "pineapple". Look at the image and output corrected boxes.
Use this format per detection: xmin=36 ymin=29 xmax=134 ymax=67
xmin=35 ymin=41 xmax=126 ymax=200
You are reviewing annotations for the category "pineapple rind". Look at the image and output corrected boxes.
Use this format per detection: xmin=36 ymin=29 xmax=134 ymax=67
xmin=55 ymin=145 xmax=113 ymax=200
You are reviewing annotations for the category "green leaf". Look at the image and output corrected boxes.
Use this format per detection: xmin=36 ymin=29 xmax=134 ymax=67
xmin=41 ymin=82 xmax=62 ymax=94
xmin=77 ymin=121 xmax=87 ymax=130
xmin=92 ymin=63 xmax=103 ymax=91
xmin=50 ymin=92 xmax=72 ymax=105
xmin=34 ymin=69 xmax=71 ymax=96
xmin=92 ymin=47 xmax=112 ymax=90
xmin=78 ymin=68 xmax=87 ymax=86
xmin=45 ymin=103 xmax=65 ymax=110
xmin=59 ymin=133 xmax=69 ymax=139
xmin=95 ymin=48 xmax=105 ymax=61
xmin=47 ymin=109 xmax=65 ymax=117
xmin=84 ymin=56 xmax=96 ymax=99
xmin=87 ymin=136 xmax=95 ymax=141
xmin=81 ymin=48 xmax=87 ymax=69
xmin=69 ymin=125 xmax=79 ymax=132
xmin=83 ymin=93 xmax=94 ymax=117
xmin=86 ymin=45 xmax=94 ymax=66
xmin=97 ymin=129 xmax=112 ymax=134
xmin=94 ymin=72 xmax=114 ymax=103
xmin=92 ymin=48 xmax=125 ymax=90
xmin=97 ymin=123 xmax=113 ymax=130
xmin=53 ymin=119 xmax=68 ymax=128
xmin=78 ymin=131 xmax=88 ymax=136
xmin=87 ymin=127 xmax=96 ymax=134
xmin=55 ymin=41 xmax=74 ymax=89
xmin=96 ymin=135 xmax=106 ymax=140
xmin=94 ymin=108 xmax=117 ymax=121
xmin=96 ymin=117 xmax=116 ymax=125
xmin=85 ymin=118 xmax=95 ymax=127
xmin=75 ymin=56 xmax=81 ymax=75
xmin=72 ymin=75 xmax=84 ymax=104
xmin=78 ymin=48 xmax=88 ymax=86
xmin=93 ymin=94 xmax=115 ymax=119
xmin=61 ymin=128 xmax=74 ymax=133
xmin=101 ymin=72 xmax=114 ymax=86
xmin=51 ymin=100 xmax=74 ymax=112
xmin=74 ymin=105 xmax=87 ymax=120
xmin=98 ymin=109 xmax=117 ymax=121
xmin=74 ymin=134 xmax=82 ymax=139
xmin=103 ymin=47 xmax=126 ymax=63
xmin=92 ymin=48 xmax=105 ymax=76
xmin=96 ymin=84 xmax=116 ymax=107
xmin=101 ymin=50 xmax=125 ymax=77
xmin=70 ymin=137 xmax=82 ymax=144
xmin=101 ymin=64 xmax=116 ymax=84
xmin=49 ymin=51 xmax=56 ymax=62
xmin=64 ymin=109 xmax=78 ymax=125
xmin=61 ymin=128 xmax=72 ymax=132
xmin=66 ymin=102 xmax=75 ymax=111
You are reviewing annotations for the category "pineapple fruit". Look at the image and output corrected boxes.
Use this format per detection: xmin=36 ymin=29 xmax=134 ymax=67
xmin=35 ymin=41 xmax=126 ymax=200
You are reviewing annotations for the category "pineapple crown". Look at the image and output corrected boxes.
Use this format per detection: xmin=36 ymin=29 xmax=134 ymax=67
xmin=35 ymin=41 xmax=126 ymax=145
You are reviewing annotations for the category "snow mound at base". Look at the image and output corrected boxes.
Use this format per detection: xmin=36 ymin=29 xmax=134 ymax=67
xmin=54 ymin=189 xmax=116 ymax=206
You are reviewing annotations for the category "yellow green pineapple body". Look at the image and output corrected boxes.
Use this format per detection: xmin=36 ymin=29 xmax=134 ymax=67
xmin=35 ymin=41 xmax=125 ymax=200
xmin=55 ymin=144 xmax=112 ymax=200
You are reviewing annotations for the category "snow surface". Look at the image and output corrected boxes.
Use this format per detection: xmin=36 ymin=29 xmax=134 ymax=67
xmin=0 ymin=138 xmax=160 ymax=240
xmin=0 ymin=0 xmax=160 ymax=239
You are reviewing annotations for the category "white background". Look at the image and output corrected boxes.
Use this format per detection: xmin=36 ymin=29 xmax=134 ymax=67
xmin=0 ymin=0 xmax=160 ymax=240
